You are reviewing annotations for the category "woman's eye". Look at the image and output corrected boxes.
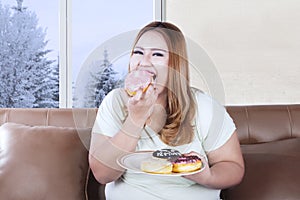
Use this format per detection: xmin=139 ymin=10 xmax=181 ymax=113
xmin=153 ymin=52 xmax=164 ymax=57
xmin=133 ymin=50 xmax=143 ymax=55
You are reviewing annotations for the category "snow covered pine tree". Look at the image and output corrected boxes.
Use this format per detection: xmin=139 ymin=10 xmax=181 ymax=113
xmin=0 ymin=0 xmax=58 ymax=108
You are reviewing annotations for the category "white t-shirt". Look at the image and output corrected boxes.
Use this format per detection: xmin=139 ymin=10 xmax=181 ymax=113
xmin=92 ymin=88 xmax=236 ymax=200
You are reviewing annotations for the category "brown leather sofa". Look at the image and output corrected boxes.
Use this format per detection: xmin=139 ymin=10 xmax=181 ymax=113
xmin=0 ymin=108 xmax=103 ymax=200
xmin=0 ymin=105 xmax=299 ymax=200
xmin=222 ymin=105 xmax=300 ymax=200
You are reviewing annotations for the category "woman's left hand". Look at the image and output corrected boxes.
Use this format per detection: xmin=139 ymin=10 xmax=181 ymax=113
xmin=182 ymin=151 xmax=212 ymax=186
xmin=182 ymin=132 xmax=244 ymax=189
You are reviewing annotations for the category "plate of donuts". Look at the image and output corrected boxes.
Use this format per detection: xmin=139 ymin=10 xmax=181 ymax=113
xmin=117 ymin=150 xmax=205 ymax=176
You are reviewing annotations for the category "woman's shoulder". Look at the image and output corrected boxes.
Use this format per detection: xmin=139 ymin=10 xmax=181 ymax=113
xmin=191 ymin=87 xmax=215 ymax=105
xmin=104 ymin=88 xmax=127 ymax=100
xmin=105 ymin=88 xmax=123 ymax=97
xmin=190 ymin=87 xmax=226 ymax=115
xmin=100 ymin=88 xmax=128 ymax=108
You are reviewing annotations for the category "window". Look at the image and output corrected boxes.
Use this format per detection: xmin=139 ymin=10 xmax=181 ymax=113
xmin=1 ymin=0 xmax=159 ymax=108
xmin=71 ymin=0 xmax=154 ymax=108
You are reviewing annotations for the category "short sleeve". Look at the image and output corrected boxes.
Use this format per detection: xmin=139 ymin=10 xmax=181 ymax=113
xmin=194 ymin=90 xmax=236 ymax=152
xmin=92 ymin=89 xmax=127 ymax=137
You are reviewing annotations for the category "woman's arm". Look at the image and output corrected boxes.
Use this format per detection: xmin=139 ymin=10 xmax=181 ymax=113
xmin=89 ymin=118 xmax=143 ymax=184
xmin=89 ymin=87 xmax=158 ymax=184
xmin=184 ymin=131 xmax=244 ymax=189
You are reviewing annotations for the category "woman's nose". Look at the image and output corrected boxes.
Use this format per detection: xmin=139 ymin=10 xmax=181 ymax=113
xmin=139 ymin=54 xmax=151 ymax=67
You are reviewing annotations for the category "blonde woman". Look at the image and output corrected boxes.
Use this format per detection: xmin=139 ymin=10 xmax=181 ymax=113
xmin=89 ymin=21 xmax=244 ymax=200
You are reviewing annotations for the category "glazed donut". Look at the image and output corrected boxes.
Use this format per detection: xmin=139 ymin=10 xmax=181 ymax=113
xmin=141 ymin=158 xmax=172 ymax=174
xmin=124 ymin=70 xmax=155 ymax=97
xmin=172 ymin=155 xmax=202 ymax=173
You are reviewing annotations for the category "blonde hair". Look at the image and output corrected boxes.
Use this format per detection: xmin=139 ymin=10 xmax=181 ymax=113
xmin=131 ymin=21 xmax=196 ymax=146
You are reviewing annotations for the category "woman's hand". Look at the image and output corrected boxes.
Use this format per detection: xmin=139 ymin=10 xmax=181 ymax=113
xmin=182 ymin=151 xmax=212 ymax=185
xmin=127 ymin=85 xmax=158 ymax=128
xmin=182 ymin=132 xmax=244 ymax=189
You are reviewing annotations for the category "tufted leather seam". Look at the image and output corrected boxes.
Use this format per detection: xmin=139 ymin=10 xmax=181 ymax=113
xmin=245 ymin=106 xmax=250 ymax=143
xmin=85 ymin=109 xmax=89 ymax=128
xmin=46 ymin=109 xmax=49 ymax=126
xmin=84 ymin=168 xmax=91 ymax=200
xmin=6 ymin=110 xmax=9 ymax=123
xmin=286 ymin=105 xmax=293 ymax=138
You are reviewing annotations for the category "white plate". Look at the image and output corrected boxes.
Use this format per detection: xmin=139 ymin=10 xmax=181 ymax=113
xmin=117 ymin=151 xmax=205 ymax=176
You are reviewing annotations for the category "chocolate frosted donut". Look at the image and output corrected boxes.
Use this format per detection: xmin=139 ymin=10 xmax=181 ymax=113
xmin=173 ymin=155 xmax=200 ymax=164
xmin=152 ymin=149 xmax=182 ymax=160
xmin=172 ymin=155 xmax=202 ymax=173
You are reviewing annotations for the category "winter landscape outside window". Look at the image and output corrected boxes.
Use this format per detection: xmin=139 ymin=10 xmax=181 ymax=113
xmin=0 ymin=0 xmax=154 ymax=108
xmin=0 ymin=0 xmax=59 ymax=108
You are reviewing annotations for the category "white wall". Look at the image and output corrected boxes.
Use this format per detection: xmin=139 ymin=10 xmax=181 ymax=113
xmin=166 ymin=0 xmax=300 ymax=105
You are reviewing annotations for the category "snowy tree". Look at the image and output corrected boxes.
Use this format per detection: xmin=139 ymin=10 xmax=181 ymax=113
xmin=0 ymin=0 xmax=58 ymax=108
xmin=49 ymin=56 xmax=59 ymax=106
xmin=74 ymin=50 xmax=123 ymax=108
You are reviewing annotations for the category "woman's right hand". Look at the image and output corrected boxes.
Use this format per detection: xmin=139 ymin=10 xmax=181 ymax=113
xmin=126 ymin=85 xmax=158 ymax=128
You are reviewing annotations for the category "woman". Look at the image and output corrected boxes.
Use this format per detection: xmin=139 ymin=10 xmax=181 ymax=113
xmin=89 ymin=21 xmax=244 ymax=200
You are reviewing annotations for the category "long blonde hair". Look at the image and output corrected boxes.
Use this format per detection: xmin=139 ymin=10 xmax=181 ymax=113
xmin=131 ymin=21 xmax=196 ymax=146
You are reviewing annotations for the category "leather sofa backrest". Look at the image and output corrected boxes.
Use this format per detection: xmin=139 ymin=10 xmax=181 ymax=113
xmin=0 ymin=108 xmax=97 ymax=128
xmin=1 ymin=105 xmax=300 ymax=145
xmin=227 ymin=105 xmax=300 ymax=144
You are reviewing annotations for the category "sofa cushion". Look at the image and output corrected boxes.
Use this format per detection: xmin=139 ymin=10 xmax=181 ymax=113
xmin=222 ymin=138 xmax=300 ymax=200
xmin=241 ymin=138 xmax=300 ymax=157
xmin=0 ymin=122 xmax=91 ymax=200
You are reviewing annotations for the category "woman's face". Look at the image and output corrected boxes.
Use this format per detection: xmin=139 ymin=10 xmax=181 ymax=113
xmin=129 ymin=30 xmax=169 ymax=94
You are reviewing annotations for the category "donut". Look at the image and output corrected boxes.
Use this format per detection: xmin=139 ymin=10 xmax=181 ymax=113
xmin=141 ymin=157 xmax=172 ymax=174
xmin=124 ymin=70 xmax=155 ymax=97
xmin=152 ymin=149 xmax=181 ymax=160
xmin=172 ymin=155 xmax=202 ymax=173
xmin=141 ymin=150 xmax=202 ymax=174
